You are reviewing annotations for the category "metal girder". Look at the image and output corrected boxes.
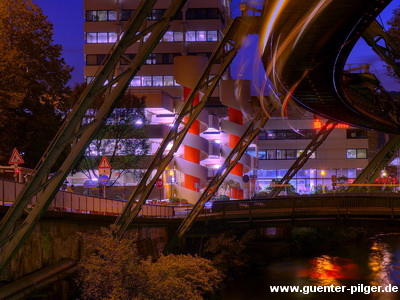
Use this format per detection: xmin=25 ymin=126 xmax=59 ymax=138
xmin=163 ymin=101 xmax=276 ymax=254
xmin=347 ymin=134 xmax=400 ymax=192
xmin=268 ymin=120 xmax=338 ymax=198
xmin=0 ymin=0 xmax=188 ymax=271
xmin=115 ymin=17 xmax=254 ymax=237
xmin=363 ymin=20 xmax=400 ymax=78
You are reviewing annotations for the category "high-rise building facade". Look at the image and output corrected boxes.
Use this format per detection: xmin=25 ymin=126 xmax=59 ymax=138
xmin=75 ymin=0 xmax=257 ymax=202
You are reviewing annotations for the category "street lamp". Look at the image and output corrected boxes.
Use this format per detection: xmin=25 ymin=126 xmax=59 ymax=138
xmin=321 ymin=170 xmax=326 ymax=194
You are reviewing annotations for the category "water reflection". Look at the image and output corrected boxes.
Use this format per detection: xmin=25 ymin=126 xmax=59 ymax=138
xmin=299 ymin=255 xmax=361 ymax=286
xmin=368 ymin=238 xmax=396 ymax=299
xmin=222 ymin=234 xmax=400 ymax=299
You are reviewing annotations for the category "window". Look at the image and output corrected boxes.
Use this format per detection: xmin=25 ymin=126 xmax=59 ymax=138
xmin=148 ymin=9 xmax=165 ymax=20
xmin=186 ymin=31 xmax=196 ymax=41
xmin=245 ymin=147 xmax=256 ymax=157
xmin=131 ymin=76 xmax=141 ymax=87
xmin=86 ymin=10 xmax=119 ymax=21
xmin=346 ymin=149 xmax=367 ymax=159
xmin=86 ymin=54 xmax=108 ymax=66
xmin=347 ymin=129 xmax=367 ymax=139
xmin=174 ymin=32 xmax=183 ymax=42
xmin=86 ymin=32 xmax=97 ymax=43
xmin=186 ymin=8 xmax=220 ymax=19
xmin=142 ymin=76 xmax=152 ymax=86
xmin=276 ymin=150 xmax=286 ymax=160
xmin=297 ymin=150 xmax=316 ymax=159
xmin=108 ymin=11 xmax=117 ymax=21
xmin=86 ymin=32 xmax=118 ymax=44
xmin=258 ymin=150 xmax=267 ymax=160
xmin=185 ymin=31 xmax=220 ymax=42
xmin=266 ymin=150 xmax=276 ymax=160
xmin=196 ymin=31 xmax=207 ymax=42
xmin=207 ymin=31 xmax=218 ymax=41
xmin=153 ymin=76 xmax=163 ymax=86
xmin=287 ymin=149 xmax=297 ymax=159
xmin=121 ymin=10 xmax=134 ymax=21
xmin=162 ymin=31 xmax=174 ymax=42
xmin=128 ymin=75 xmax=180 ymax=87
xmin=260 ymin=149 xmax=316 ymax=160
xmin=259 ymin=129 xmax=316 ymax=140
xmin=163 ymin=76 xmax=174 ymax=86
xmin=98 ymin=32 xmax=108 ymax=43
xmin=146 ymin=53 xmax=156 ymax=65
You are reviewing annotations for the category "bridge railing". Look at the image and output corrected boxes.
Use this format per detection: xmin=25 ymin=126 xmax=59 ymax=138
xmin=210 ymin=194 xmax=400 ymax=217
xmin=0 ymin=178 xmax=174 ymax=218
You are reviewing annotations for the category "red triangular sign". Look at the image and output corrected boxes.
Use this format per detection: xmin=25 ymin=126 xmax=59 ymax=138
xmin=98 ymin=156 xmax=111 ymax=169
xmin=9 ymin=148 xmax=25 ymax=164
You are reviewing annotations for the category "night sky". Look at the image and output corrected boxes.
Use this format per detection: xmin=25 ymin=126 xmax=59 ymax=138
xmin=33 ymin=0 xmax=399 ymax=91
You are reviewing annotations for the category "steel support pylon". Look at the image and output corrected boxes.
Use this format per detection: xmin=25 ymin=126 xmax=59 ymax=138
xmin=0 ymin=0 xmax=188 ymax=271
xmin=347 ymin=135 xmax=400 ymax=193
xmin=363 ymin=20 xmax=400 ymax=78
xmin=163 ymin=100 xmax=276 ymax=254
xmin=268 ymin=120 xmax=337 ymax=198
xmin=115 ymin=17 xmax=255 ymax=237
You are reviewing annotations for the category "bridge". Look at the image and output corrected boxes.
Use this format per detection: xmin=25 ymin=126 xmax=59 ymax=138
xmin=1 ymin=0 xmax=399 ymax=277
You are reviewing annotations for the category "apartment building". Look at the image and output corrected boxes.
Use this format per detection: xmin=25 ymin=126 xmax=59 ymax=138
xmin=69 ymin=0 xmax=258 ymax=202
xmin=255 ymin=109 xmax=381 ymax=194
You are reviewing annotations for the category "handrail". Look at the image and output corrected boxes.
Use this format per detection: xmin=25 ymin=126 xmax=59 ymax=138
xmin=0 ymin=178 xmax=173 ymax=219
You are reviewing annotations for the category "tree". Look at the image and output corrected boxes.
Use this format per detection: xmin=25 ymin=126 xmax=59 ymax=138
xmin=385 ymin=6 xmax=400 ymax=82
xmin=77 ymin=226 xmax=224 ymax=300
xmin=0 ymin=0 xmax=72 ymax=168
xmin=73 ymin=93 xmax=150 ymax=186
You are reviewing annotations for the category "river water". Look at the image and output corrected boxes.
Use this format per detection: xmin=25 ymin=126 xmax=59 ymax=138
xmin=222 ymin=233 xmax=400 ymax=299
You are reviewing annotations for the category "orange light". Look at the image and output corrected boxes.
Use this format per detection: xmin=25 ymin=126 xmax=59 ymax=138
xmin=313 ymin=119 xmax=322 ymax=129
xmin=169 ymin=170 xmax=174 ymax=176
xmin=321 ymin=170 xmax=326 ymax=176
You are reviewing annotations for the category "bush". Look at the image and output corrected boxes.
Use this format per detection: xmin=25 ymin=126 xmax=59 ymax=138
xmin=215 ymin=195 xmax=230 ymax=201
xmin=77 ymin=225 xmax=223 ymax=299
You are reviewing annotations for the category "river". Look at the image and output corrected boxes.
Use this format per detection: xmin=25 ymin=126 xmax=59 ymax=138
xmin=222 ymin=233 xmax=400 ymax=299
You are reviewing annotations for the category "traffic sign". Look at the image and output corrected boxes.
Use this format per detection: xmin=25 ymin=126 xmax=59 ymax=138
xmin=99 ymin=175 xmax=109 ymax=185
xmin=155 ymin=178 xmax=163 ymax=189
xmin=98 ymin=156 xmax=111 ymax=169
xmin=9 ymin=148 xmax=25 ymax=165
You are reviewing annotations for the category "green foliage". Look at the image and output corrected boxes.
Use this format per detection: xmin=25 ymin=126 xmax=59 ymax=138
xmin=215 ymin=195 xmax=230 ymax=201
xmin=77 ymin=226 xmax=143 ymax=299
xmin=203 ymin=233 xmax=247 ymax=275
xmin=75 ymin=94 xmax=150 ymax=185
xmin=0 ymin=0 xmax=72 ymax=167
xmin=218 ymin=179 xmax=240 ymax=196
xmin=386 ymin=7 xmax=400 ymax=82
xmin=140 ymin=255 xmax=223 ymax=300
xmin=255 ymin=190 xmax=269 ymax=197
xmin=169 ymin=197 xmax=188 ymax=204
xmin=77 ymin=226 xmax=223 ymax=300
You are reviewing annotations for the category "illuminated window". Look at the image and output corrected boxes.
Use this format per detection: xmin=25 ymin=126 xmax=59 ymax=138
xmin=207 ymin=31 xmax=218 ymax=41
xmin=173 ymin=32 xmax=183 ymax=42
xmin=346 ymin=149 xmax=367 ymax=159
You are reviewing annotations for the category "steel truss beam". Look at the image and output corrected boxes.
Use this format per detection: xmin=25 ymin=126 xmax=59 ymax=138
xmin=347 ymin=134 xmax=400 ymax=192
xmin=363 ymin=20 xmax=400 ymax=78
xmin=163 ymin=101 xmax=277 ymax=254
xmin=0 ymin=0 xmax=188 ymax=271
xmin=268 ymin=120 xmax=338 ymax=198
xmin=115 ymin=17 xmax=254 ymax=237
